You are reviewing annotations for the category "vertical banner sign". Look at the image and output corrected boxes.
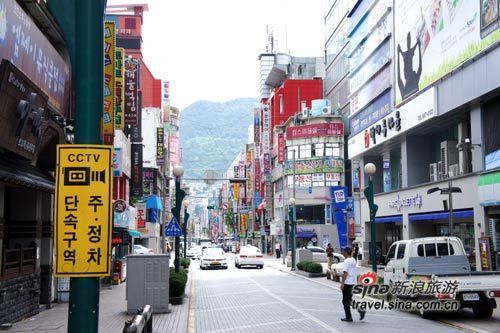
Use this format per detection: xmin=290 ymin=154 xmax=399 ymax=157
xmin=130 ymin=91 xmax=142 ymax=142
xmin=278 ymin=133 xmax=285 ymax=164
xmin=124 ymin=58 xmax=139 ymax=125
xmin=254 ymin=108 xmax=261 ymax=145
xmin=130 ymin=143 xmax=143 ymax=197
xmin=346 ymin=197 xmax=356 ymax=239
xmin=383 ymin=159 xmax=391 ymax=192
xmin=479 ymin=236 xmax=494 ymax=271
xmin=262 ymin=105 xmax=270 ymax=152
xmin=156 ymin=127 xmax=165 ymax=165
xmin=114 ymin=48 xmax=125 ymax=129
xmin=103 ymin=22 xmax=115 ymax=136
xmin=54 ymin=145 xmax=113 ymax=276
xmin=330 ymin=186 xmax=348 ymax=249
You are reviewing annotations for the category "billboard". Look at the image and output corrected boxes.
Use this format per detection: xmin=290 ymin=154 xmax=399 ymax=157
xmin=285 ymin=123 xmax=344 ymax=139
xmin=115 ymin=48 xmax=125 ymax=129
xmin=284 ymin=157 xmax=344 ymax=175
xmin=124 ymin=58 xmax=139 ymax=125
xmin=103 ymin=22 xmax=115 ymax=136
xmin=395 ymin=0 xmax=500 ymax=105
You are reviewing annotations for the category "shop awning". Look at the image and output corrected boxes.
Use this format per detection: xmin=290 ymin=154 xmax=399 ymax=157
xmin=409 ymin=210 xmax=473 ymax=222
xmin=0 ymin=154 xmax=54 ymax=193
xmin=146 ymin=195 xmax=163 ymax=211
xmin=375 ymin=216 xmax=402 ymax=223
xmin=128 ymin=230 xmax=141 ymax=238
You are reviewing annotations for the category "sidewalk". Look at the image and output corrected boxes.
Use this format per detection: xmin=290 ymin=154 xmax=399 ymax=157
xmin=8 ymin=270 xmax=193 ymax=333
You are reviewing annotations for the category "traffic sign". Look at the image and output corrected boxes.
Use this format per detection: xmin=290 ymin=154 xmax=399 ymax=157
xmin=165 ymin=216 xmax=183 ymax=237
xmin=54 ymin=145 xmax=113 ymax=277
xmin=222 ymin=202 xmax=229 ymax=210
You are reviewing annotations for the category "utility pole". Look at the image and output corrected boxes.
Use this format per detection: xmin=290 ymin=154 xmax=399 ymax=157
xmin=47 ymin=1 xmax=106 ymax=332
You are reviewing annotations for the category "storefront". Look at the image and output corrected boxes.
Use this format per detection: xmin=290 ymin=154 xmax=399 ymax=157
xmin=0 ymin=0 xmax=71 ymax=323
xmin=478 ymin=169 xmax=500 ymax=270
xmin=361 ymin=174 xmax=485 ymax=270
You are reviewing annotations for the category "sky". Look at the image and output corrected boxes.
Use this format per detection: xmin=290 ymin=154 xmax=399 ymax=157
xmin=110 ymin=0 xmax=326 ymax=110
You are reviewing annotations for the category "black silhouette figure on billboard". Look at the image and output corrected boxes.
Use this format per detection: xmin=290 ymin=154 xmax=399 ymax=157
xmin=397 ymin=32 xmax=422 ymax=100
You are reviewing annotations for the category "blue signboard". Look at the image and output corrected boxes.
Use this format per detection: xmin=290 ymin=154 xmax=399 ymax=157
xmin=349 ymin=90 xmax=391 ymax=137
xmin=165 ymin=216 xmax=183 ymax=237
xmin=330 ymin=186 xmax=348 ymax=249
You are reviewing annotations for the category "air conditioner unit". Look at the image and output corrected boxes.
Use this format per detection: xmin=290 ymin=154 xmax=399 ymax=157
xmin=322 ymin=106 xmax=332 ymax=115
xmin=437 ymin=161 xmax=444 ymax=179
xmin=440 ymin=140 xmax=459 ymax=178
xmin=429 ymin=163 xmax=438 ymax=181
xmin=302 ymin=107 xmax=310 ymax=118
xmin=448 ymin=164 xmax=459 ymax=178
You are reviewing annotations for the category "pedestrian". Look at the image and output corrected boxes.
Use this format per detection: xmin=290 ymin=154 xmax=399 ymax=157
xmin=275 ymin=242 xmax=281 ymax=259
xmin=326 ymin=243 xmax=334 ymax=270
xmin=353 ymin=244 xmax=359 ymax=262
xmin=340 ymin=246 xmax=366 ymax=322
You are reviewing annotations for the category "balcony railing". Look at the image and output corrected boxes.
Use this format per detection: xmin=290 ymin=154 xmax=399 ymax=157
xmin=2 ymin=247 xmax=37 ymax=280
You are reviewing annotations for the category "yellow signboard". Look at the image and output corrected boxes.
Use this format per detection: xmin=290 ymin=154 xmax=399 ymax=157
xmin=103 ymin=21 xmax=116 ymax=135
xmin=54 ymin=145 xmax=113 ymax=277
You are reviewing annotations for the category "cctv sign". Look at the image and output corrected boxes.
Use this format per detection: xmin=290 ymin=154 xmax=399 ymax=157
xmin=54 ymin=145 xmax=113 ymax=277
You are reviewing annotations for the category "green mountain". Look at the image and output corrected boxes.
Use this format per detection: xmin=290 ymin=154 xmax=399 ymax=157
xmin=179 ymin=98 xmax=259 ymax=180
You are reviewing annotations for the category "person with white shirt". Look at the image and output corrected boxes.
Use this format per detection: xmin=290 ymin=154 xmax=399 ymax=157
xmin=340 ymin=246 xmax=366 ymax=322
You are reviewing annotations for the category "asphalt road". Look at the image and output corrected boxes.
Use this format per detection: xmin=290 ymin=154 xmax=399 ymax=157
xmin=189 ymin=255 xmax=464 ymax=333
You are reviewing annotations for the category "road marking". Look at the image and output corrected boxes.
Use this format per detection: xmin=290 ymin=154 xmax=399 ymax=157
xmin=197 ymin=301 xmax=279 ymax=312
xmin=197 ymin=290 xmax=257 ymax=298
xmin=204 ymin=318 xmax=308 ymax=333
xmin=249 ymin=277 xmax=342 ymax=333
xmin=188 ymin=270 xmax=196 ymax=333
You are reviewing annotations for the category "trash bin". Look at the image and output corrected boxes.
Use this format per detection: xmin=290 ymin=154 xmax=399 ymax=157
xmin=126 ymin=254 xmax=171 ymax=314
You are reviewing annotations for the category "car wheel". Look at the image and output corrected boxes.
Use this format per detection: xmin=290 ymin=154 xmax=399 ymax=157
xmin=333 ymin=257 xmax=340 ymax=264
xmin=473 ymin=305 xmax=493 ymax=319
xmin=259 ymin=265 xmax=264 ymax=269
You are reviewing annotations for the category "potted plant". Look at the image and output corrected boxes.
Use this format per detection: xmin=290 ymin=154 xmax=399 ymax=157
xmin=169 ymin=268 xmax=187 ymax=305
xmin=180 ymin=258 xmax=191 ymax=271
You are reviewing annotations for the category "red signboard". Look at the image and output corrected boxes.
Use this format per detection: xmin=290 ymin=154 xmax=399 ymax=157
xmin=278 ymin=133 xmax=285 ymax=164
xmin=286 ymin=123 xmax=344 ymax=139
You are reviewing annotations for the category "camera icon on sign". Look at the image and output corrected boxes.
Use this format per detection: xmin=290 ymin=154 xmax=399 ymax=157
xmin=63 ymin=167 xmax=106 ymax=186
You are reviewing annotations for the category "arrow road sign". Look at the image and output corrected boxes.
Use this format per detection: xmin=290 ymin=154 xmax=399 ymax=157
xmin=165 ymin=216 xmax=183 ymax=237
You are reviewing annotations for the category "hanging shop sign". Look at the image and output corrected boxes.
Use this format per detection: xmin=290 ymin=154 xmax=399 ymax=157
xmin=124 ymin=58 xmax=139 ymax=125
xmin=103 ymin=22 xmax=115 ymax=136
xmin=136 ymin=203 xmax=146 ymax=229
xmin=54 ymin=145 xmax=113 ymax=277
xmin=0 ymin=0 xmax=70 ymax=115
xmin=479 ymin=236 xmax=495 ymax=271
xmin=286 ymin=123 xmax=344 ymax=140
xmin=130 ymin=143 xmax=143 ymax=197
xmin=156 ymin=127 xmax=165 ymax=165
xmin=113 ymin=147 xmax=122 ymax=176
xmin=278 ymin=133 xmax=285 ymax=164
xmin=388 ymin=193 xmax=423 ymax=211
xmin=113 ymin=199 xmax=127 ymax=213
xmin=262 ymin=105 xmax=270 ymax=152
xmin=115 ymin=48 xmax=125 ymax=129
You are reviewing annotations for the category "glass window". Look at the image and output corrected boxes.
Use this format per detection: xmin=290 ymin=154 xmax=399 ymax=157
xmin=325 ymin=143 xmax=341 ymax=157
xmin=417 ymin=244 xmax=424 ymax=257
xmin=437 ymin=242 xmax=449 ymax=256
xmin=279 ymin=95 xmax=284 ymax=115
xmin=287 ymin=146 xmax=298 ymax=160
xmin=314 ymin=143 xmax=325 ymax=157
xmin=299 ymin=145 xmax=312 ymax=159
xmin=386 ymin=244 xmax=397 ymax=262
xmin=449 ymin=244 xmax=455 ymax=255
xmin=396 ymin=243 xmax=406 ymax=259
xmin=425 ymin=243 xmax=437 ymax=257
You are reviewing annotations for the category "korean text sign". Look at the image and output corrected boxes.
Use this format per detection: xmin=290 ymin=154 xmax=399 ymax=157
xmin=54 ymin=145 xmax=113 ymax=277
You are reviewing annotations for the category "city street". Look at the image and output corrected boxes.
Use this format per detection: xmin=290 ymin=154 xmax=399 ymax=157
xmin=191 ymin=255 xmax=464 ymax=333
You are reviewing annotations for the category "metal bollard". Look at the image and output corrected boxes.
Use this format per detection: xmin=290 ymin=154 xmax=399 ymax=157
xmin=123 ymin=305 xmax=153 ymax=333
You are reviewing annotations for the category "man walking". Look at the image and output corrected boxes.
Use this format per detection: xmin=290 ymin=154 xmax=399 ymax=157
xmin=275 ymin=242 xmax=281 ymax=259
xmin=340 ymin=246 xmax=365 ymax=322
xmin=326 ymin=243 xmax=334 ymax=270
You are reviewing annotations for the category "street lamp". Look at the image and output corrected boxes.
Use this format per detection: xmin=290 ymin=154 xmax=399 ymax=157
xmin=183 ymin=199 xmax=190 ymax=258
xmin=172 ymin=165 xmax=185 ymax=273
xmin=364 ymin=163 xmax=378 ymax=273
xmin=427 ymin=182 xmax=462 ymax=236
xmin=289 ymin=197 xmax=296 ymax=271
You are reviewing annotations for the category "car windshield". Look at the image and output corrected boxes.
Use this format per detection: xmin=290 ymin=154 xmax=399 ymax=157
xmin=240 ymin=247 xmax=260 ymax=255
xmin=203 ymin=248 xmax=224 ymax=256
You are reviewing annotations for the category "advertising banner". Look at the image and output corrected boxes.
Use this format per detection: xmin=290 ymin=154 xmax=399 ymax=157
xmin=278 ymin=133 xmax=285 ymax=164
xmin=113 ymin=147 xmax=122 ymax=176
xmin=349 ymin=41 xmax=391 ymax=95
xmin=130 ymin=143 xmax=143 ymax=197
xmin=115 ymin=48 xmax=125 ymax=129
xmin=286 ymin=123 xmax=344 ymax=139
xmin=383 ymin=159 xmax=391 ymax=192
xmin=54 ymin=145 xmax=113 ymax=277
xmin=330 ymin=186 xmax=348 ymax=249
xmin=254 ymin=158 xmax=261 ymax=194
xmin=284 ymin=157 xmax=344 ymax=175
xmin=156 ymin=127 xmax=165 ymax=165
xmin=169 ymin=135 xmax=180 ymax=167
xmin=103 ymin=22 xmax=115 ymax=136
xmin=124 ymin=58 xmax=139 ymax=125
xmin=254 ymin=108 xmax=260 ymax=144
xmin=395 ymin=0 xmax=500 ymax=105
xmin=263 ymin=153 xmax=271 ymax=174
xmin=129 ymin=91 xmax=142 ymax=143
xmin=0 ymin=0 xmax=70 ymax=114
xmin=349 ymin=65 xmax=391 ymax=117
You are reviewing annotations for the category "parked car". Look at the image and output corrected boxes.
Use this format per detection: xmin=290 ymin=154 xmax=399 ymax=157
xmin=200 ymin=247 xmax=228 ymax=270
xmin=132 ymin=244 xmax=153 ymax=254
xmin=187 ymin=245 xmax=203 ymax=260
xmin=235 ymin=245 xmax=264 ymax=269
xmin=383 ymin=237 xmax=500 ymax=318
